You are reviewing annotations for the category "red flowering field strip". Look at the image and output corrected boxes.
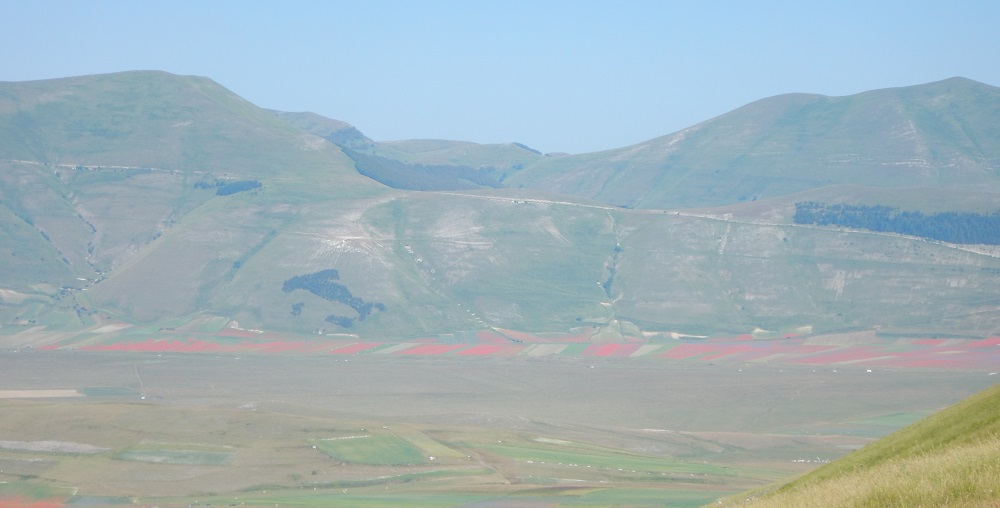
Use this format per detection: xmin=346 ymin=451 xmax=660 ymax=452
xmin=583 ymin=344 xmax=617 ymax=357
xmin=395 ymin=344 xmax=465 ymax=355
xmin=457 ymin=345 xmax=504 ymax=356
xmin=611 ymin=344 xmax=643 ymax=356
xmin=660 ymin=343 xmax=720 ymax=359
xmin=969 ymin=336 xmax=1000 ymax=347
xmin=38 ymin=329 xmax=1000 ymax=370
xmin=474 ymin=330 xmax=510 ymax=345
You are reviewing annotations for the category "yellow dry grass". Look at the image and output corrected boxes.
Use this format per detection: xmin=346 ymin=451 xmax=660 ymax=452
xmin=727 ymin=435 xmax=1000 ymax=507
xmin=719 ymin=382 xmax=1000 ymax=508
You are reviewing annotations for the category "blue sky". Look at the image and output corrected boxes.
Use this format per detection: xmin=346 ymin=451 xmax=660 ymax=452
xmin=3 ymin=1 xmax=998 ymax=154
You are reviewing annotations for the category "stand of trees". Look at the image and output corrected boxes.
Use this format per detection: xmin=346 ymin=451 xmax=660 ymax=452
xmin=282 ymin=269 xmax=385 ymax=327
xmin=794 ymin=202 xmax=1000 ymax=245
xmin=195 ymin=179 xmax=263 ymax=196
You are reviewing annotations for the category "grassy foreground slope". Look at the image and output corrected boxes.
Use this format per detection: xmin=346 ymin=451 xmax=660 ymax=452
xmin=0 ymin=71 xmax=371 ymax=184
xmin=717 ymin=382 xmax=1000 ymax=507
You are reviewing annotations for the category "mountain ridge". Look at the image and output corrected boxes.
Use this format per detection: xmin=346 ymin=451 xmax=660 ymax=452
xmin=506 ymin=76 xmax=1000 ymax=210
xmin=3 ymin=71 xmax=1000 ymax=340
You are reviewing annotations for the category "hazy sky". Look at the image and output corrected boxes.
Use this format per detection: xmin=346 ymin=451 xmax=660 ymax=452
xmin=3 ymin=1 xmax=998 ymax=154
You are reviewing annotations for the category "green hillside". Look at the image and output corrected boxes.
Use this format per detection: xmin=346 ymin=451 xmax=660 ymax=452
xmin=0 ymin=71 xmax=374 ymax=185
xmin=269 ymin=109 xmax=375 ymax=150
xmin=277 ymin=112 xmax=543 ymax=191
xmin=0 ymin=71 xmax=384 ymax=330
xmin=4 ymin=72 xmax=1000 ymax=340
xmin=374 ymin=138 xmax=547 ymax=170
xmin=716 ymin=382 xmax=1000 ymax=507
xmin=507 ymin=77 xmax=1000 ymax=210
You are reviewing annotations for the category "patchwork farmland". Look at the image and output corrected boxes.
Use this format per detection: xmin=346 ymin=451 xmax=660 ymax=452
xmin=2 ymin=326 xmax=997 ymax=507
xmin=0 ymin=324 xmax=1000 ymax=507
xmin=29 ymin=328 xmax=1000 ymax=370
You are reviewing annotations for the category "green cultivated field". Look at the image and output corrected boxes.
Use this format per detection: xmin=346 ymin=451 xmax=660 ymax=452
xmin=312 ymin=434 xmax=427 ymax=465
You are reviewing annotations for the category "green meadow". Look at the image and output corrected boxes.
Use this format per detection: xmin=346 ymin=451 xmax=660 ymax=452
xmin=311 ymin=434 xmax=427 ymax=466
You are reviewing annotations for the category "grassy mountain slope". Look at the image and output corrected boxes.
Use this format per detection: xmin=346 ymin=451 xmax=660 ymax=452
xmin=375 ymin=138 xmax=546 ymax=171
xmin=4 ymin=72 xmax=1000 ymax=340
xmin=718 ymin=381 xmax=1000 ymax=507
xmin=275 ymin=112 xmax=542 ymax=191
xmin=610 ymin=209 xmax=1000 ymax=337
xmin=507 ymin=77 xmax=1000 ymax=210
xmin=86 ymin=189 xmax=619 ymax=336
xmin=68 ymin=187 xmax=1000 ymax=339
xmin=0 ymin=71 xmax=375 ymax=186
xmin=269 ymin=109 xmax=375 ymax=149
xmin=0 ymin=71 xmax=384 ymax=330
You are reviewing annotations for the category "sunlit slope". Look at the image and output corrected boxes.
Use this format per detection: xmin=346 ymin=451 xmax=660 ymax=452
xmin=4 ymin=71 xmax=1000 ymax=339
xmin=0 ymin=71 xmax=382 ymax=329
xmin=269 ymin=109 xmax=375 ymax=149
xmin=374 ymin=138 xmax=547 ymax=170
xmin=508 ymin=77 xmax=1000 ymax=210
xmin=717 ymin=382 xmax=1000 ymax=507
xmin=87 ymin=190 xmax=620 ymax=336
xmin=0 ymin=71 xmax=374 ymax=187
xmin=85 ymin=188 xmax=1000 ymax=338
xmin=275 ymin=109 xmax=547 ymax=173
xmin=607 ymin=210 xmax=1000 ymax=337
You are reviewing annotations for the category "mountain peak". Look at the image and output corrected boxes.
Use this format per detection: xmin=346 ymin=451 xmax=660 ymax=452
xmin=507 ymin=76 xmax=1000 ymax=209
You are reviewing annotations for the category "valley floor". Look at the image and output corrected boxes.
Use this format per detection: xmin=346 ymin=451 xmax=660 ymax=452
xmin=0 ymin=349 xmax=994 ymax=507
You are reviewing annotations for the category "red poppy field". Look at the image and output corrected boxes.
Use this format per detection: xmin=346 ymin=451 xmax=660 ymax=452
xmin=32 ymin=329 xmax=1000 ymax=370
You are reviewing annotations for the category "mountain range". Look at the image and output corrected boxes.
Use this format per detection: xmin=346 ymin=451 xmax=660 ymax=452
xmin=2 ymin=71 xmax=1000 ymax=342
